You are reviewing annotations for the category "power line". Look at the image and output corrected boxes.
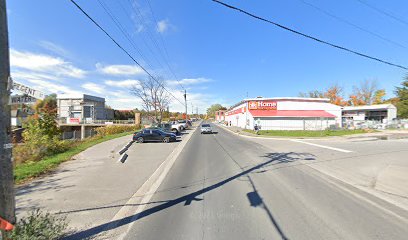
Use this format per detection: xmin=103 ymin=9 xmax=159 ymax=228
xmin=299 ymin=0 xmax=405 ymax=48
xmin=127 ymin=0 xmax=186 ymax=91
xmin=113 ymin=0 xmax=170 ymax=76
xmin=144 ymin=0 xmax=186 ymax=90
xmin=96 ymin=0 xmax=155 ymax=72
xmin=68 ymin=0 xmax=186 ymax=106
xmin=211 ymin=0 xmax=408 ymax=71
xmin=356 ymin=0 xmax=408 ymax=27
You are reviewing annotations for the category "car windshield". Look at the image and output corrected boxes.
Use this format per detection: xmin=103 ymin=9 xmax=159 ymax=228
xmin=7 ymin=2 xmax=408 ymax=240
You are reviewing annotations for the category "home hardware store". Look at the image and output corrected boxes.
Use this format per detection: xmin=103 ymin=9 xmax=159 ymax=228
xmin=224 ymin=97 xmax=342 ymax=130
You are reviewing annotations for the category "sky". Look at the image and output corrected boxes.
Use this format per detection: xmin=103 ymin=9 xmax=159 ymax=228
xmin=7 ymin=0 xmax=408 ymax=113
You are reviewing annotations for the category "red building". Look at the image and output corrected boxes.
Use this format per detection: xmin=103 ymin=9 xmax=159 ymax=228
xmin=215 ymin=110 xmax=226 ymax=122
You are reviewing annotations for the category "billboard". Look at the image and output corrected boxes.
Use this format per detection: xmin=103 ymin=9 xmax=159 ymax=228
xmin=248 ymin=100 xmax=277 ymax=110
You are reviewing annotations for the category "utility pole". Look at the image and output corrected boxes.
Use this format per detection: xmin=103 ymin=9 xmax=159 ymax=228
xmin=245 ymin=91 xmax=248 ymax=129
xmin=191 ymin=102 xmax=193 ymax=116
xmin=183 ymin=90 xmax=187 ymax=119
xmin=0 ymin=0 xmax=16 ymax=236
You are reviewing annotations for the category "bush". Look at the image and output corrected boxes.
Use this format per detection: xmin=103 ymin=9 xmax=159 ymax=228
xmin=13 ymin=137 xmax=72 ymax=165
xmin=5 ymin=210 xmax=68 ymax=240
xmin=95 ymin=125 xmax=140 ymax=136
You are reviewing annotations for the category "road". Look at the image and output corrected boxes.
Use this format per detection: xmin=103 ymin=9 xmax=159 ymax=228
xmin=114 ymin=124 xmax=408 ymax=240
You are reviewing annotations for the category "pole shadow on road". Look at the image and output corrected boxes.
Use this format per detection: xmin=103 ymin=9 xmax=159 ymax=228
xmin=63 ymin=152 xmax=313 ymax=240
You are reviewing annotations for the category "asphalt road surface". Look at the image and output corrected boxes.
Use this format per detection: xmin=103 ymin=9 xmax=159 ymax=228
xmin=119 ymin=124 xmax=408 ymax=240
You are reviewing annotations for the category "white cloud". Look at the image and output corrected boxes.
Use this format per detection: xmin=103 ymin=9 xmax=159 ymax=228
xmin=157 ymin=19 xmax=170 ymax=33
xmin=10 ymin=49 xmax=86 ymax=78
xmin=26 ymin=79 xmax=81 ymax=95
xmin=105 ymin=79 xmax=140 ymax=88
xmin=96 ymin=63 xmax=145 ymax=76
xmin=38 ymin=40 xmax=70 ymax=57
xmin=167 ymin=77 xmax=212 ymax=86
xmin=12 ymin=71 xmax=61 ymax=82
xmin=81 ymin=82 xmax=106 ymax=94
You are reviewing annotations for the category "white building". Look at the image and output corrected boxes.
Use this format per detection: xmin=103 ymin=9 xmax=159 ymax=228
xmin=225 ymin=97 xmax=342 ymax=130
xmin=57 ymin=94 xmax=113 ymax=123
xmin=342 ymin=104 xmax=397 ymax=123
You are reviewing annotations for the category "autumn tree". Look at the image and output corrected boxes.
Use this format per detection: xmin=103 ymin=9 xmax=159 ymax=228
xmin=372 ymin=89 xmax=386 ymax=104
xmin=349 ymin=79 xmax=380 ymax=105
xmin=395 ymin=77 xmax=408 ymax=118
xmin=324 ymin=84 xmax=347 ymax=106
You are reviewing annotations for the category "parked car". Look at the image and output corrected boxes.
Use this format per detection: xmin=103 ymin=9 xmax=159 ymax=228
xmin=133 ymin=129 xmax=177 ymax=143
xmin=200 ymin=123 xmax=213 ymax=134
xmin=177 ymin=120 xmax=189 ymax=130
xmin=169 ymin=121 xmax=185 ymax=134
xmin=150 ymin=123 xmax=172 ymax=133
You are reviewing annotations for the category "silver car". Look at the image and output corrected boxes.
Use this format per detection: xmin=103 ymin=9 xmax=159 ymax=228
xmin=200 ymin=124 xmax=212 ymax=134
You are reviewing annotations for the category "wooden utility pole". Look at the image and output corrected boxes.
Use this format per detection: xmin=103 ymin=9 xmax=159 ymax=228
xmin=0 ymin=0 xmax=16 ymax=236
xmin=183 ymin=90 xmax=187 ymax=119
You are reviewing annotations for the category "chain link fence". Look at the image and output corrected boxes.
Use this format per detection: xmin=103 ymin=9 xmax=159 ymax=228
xmin=61 ymin=129 xmax=97 ymax=140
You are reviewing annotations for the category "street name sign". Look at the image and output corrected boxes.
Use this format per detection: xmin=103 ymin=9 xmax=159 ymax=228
xmin=12 ymin=81 xmax=46 ymax=100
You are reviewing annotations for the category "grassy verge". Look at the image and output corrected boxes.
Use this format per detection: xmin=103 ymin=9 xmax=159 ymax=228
xmin=242 ymin=129 xmax=372 ymax=137
xmin=14 ymin=131 xmax=134 ymax=184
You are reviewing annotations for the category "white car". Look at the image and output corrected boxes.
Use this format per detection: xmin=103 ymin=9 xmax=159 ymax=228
xmin=200 ymin=124 xmax=212 ymax=134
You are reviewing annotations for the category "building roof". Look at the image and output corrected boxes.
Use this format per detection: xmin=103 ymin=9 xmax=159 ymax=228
xmin=342 ymin=104 xmax=396 ymax=111
xmin=57 ymin=94 xmax=105 ymax=102
xmin=249 ymin=110 xmax=337 ymax=118
xmin=228 ymin=97 xmax=330 ymax=110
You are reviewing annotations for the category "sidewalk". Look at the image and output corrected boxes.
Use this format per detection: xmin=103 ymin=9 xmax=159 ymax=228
xmin=15 ymin=131 xmax=190 ymax=233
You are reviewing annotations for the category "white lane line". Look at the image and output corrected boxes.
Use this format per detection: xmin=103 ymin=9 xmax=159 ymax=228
xmin=291 ymin=139 xmax=353 ymax=153
xmin=107 ymin=127 xmax=197 ymax=239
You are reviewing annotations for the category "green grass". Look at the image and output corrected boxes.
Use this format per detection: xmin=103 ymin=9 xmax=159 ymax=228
xmin=14 ymin=131 xmax=134 ymax=184
xmin=242 ymin=129 xmax=371 ymax=137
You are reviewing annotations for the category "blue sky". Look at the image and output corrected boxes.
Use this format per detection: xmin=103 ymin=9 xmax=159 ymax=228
xmin=7 ymin=0 xmax=408 ymax=112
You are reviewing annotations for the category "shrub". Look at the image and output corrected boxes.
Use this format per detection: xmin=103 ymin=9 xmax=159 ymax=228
xmin=13 ymin=137 xmax=72 ymax=165
xmin=95 ymin=125 xmax=140 ymax=136
xmin=5 ymin=210 xmax=68 ymax=240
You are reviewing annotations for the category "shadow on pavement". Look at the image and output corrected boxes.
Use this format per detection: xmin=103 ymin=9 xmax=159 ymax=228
xmin=63 ymin=152 xmax=309 ymax=240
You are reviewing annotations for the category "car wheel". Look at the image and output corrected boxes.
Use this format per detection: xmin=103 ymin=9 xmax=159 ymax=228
xmin=180 ymin=126 xmax=185 ymax=131
xmin=137 ymin=137 xmax=144 ymax=143
xmin=163 ymin=137 xmax=170 ymax=143
xmin=171 ymin=129 xmax=178 ymax=135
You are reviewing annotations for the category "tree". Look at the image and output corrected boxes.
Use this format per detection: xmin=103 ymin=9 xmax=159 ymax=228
xmin=373 ymin=89 xmax=386 ymax=104
xmin=206 ymin=104 xmax=226 ymax=118
xmin=324 ymin=84 xmax=347 ymax=106
xmin=26 ymin=94 xmax=60 ymax=139
xmin=130 ymin=76 xmax=171 ymax=123
xmin=349 ymin=79 xmax=378 ymax=105
xmin=395 ymin=77 xmax=408 ymax=118
xmin=298 ymin=90 xmax=324 ymax=98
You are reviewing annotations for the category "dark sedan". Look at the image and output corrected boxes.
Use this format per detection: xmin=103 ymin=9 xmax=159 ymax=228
xmin=133 ymin=129 xmax=177 ymax=143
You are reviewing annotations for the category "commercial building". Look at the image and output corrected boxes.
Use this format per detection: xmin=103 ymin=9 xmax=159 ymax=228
xmin=225 ymin=97 xmax=342 ymax=130
xmin=57 ymin=94 xmax=113 ymax=123
xmin=215 ymin=110 xmax=226 ymax=122
xmin=342 ymin=104 xmax=397 ymax=124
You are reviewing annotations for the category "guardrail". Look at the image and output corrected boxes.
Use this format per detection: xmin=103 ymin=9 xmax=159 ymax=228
xmin=57 ymin=118 xmax=135 ymax=125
